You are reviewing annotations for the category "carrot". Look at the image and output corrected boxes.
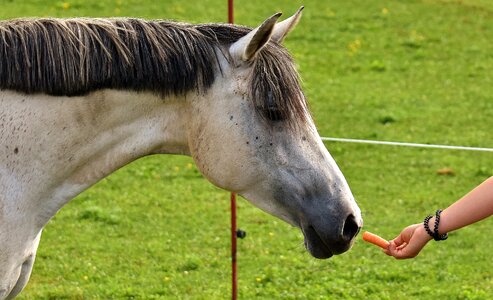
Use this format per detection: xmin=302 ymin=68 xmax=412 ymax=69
xmin=362 ymin=231 xmax=390 ymax=249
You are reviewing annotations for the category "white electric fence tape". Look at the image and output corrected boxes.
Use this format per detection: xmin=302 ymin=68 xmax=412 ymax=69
xmin=321 ymin=137 xmax=493 ymax=153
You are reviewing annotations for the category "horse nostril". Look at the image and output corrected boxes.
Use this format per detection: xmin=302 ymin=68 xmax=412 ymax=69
xmin=342 ymin=214 xmax=361 ymax=241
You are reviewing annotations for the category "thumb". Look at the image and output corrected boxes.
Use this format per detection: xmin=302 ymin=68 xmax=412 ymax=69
xmin=383 ymin=240 xmax=397 ymax=256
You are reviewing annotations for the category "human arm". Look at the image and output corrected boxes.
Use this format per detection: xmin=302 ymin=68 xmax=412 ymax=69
xmin=385 ymin=176 xmax=493 ymax=259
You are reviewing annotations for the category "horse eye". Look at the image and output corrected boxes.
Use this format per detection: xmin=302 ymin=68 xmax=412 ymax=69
xmin=264 ymin=90 xmax=284 ymax=122
xmin=265 ymin=106 xmax=283 ymax=122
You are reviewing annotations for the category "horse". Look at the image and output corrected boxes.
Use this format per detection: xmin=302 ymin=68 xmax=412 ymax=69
xmin=0 ymin=8 xmax=362 ymax=299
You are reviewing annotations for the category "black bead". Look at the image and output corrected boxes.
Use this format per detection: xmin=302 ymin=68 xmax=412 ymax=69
xmin=423 ymin=215 xmax=434 ymax=238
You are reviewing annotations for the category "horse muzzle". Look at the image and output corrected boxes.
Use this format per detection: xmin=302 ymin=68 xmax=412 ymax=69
xmin=301 ymin=213 xmax=362 ymax=259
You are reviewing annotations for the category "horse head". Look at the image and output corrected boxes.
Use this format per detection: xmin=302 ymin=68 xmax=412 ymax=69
xmin=188 ymin=7 xmax=363 ymax=258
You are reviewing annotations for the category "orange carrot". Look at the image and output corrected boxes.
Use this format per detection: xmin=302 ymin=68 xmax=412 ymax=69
xmin=362 ymin=231 xmax=390 ymax=249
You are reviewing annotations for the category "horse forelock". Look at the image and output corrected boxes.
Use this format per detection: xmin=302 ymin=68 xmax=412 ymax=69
xmin=0 ymin=17 xmax=309 ymax=127
xmin=251 ymin=44 xmax=309 ymax=127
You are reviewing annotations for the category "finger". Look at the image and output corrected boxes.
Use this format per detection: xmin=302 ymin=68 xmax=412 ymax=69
xmin=392 ymin=240 xmax=423 ymax=259
xmin=383 ymin=245 xmax=393 ymax=256
xmin=385 ymin=241 xmax=399 ymax=257
xmin=392 ymin=234 xmax=406 ymax=247
xmin=396 ymin=242 xmax=408 ymax=251
xmin=386 ymin=241 xmax=414 ymax=259
xmin=387 ymin=248 xmax=413 ymax=260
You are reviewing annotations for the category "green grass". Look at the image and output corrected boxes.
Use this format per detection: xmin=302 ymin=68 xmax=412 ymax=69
xmin=2 ymin=0 xmax=493 ymax=298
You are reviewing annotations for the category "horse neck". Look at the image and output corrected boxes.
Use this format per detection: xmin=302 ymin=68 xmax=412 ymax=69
xmin=0 ymin=89 xmax=190 ymax=228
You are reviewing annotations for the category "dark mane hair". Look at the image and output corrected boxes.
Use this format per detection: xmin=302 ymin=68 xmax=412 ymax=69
xmin=0 ymin=18 xmax=308 ymax=125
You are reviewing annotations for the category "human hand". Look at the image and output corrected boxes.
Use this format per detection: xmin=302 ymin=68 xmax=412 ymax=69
xmin=384 ymin=223 xmax=432 ymax=259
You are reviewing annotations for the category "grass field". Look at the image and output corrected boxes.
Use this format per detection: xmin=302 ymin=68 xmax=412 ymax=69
xmin=3 ymin=0 xmax=493 ymax=299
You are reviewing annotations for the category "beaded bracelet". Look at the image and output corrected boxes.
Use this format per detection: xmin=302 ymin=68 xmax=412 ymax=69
xmin=423 ymin=210 xmax=448 ymax=241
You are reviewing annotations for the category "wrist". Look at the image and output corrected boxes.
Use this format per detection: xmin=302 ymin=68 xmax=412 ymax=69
xmin=416 ymin=224 xmax=433 ymax=243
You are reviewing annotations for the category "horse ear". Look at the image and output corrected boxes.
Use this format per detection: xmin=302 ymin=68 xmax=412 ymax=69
xmin=271 ymin=6 xmax=304 ymax=43
xmin=229 ymin=12 xmax=282 ymax=62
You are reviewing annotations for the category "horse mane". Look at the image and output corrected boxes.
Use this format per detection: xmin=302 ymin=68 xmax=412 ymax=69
xmin=0 ymin=18 xmax=307 ymax=125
